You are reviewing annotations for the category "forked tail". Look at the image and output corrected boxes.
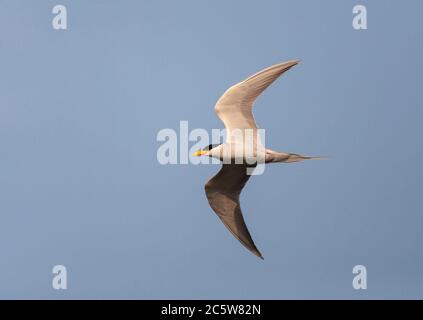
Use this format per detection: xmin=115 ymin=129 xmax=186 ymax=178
xmin=265 ymin=150 xmax=329 ymax=163
xmin=285 ymin=153 xmax=328 ymax=163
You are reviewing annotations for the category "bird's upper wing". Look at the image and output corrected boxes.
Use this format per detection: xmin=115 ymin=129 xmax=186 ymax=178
xmin=215 ymin=60 xmax=300 ymax=144
xmin=205 ymin=164 xmax=262 ymax=259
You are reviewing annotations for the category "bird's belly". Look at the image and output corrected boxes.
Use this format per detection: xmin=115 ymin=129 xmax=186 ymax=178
xmin=211 ymin=143 xmax=266 ymax=165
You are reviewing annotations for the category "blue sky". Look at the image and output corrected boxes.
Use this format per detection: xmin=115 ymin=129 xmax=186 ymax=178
xmin=0 ymin=0 xmax=422 ymax=299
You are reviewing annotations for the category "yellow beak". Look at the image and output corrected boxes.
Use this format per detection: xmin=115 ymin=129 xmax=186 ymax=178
xmin=192 ymin=150 xmax=207 ymax=157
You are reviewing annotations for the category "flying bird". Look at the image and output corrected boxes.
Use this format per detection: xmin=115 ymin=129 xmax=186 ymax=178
xmin=193 ymin=60 xmax=325 ymax=259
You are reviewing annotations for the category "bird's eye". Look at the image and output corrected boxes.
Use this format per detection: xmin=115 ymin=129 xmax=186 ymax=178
xmin=203 ymin=144 xmax=220 ymax=151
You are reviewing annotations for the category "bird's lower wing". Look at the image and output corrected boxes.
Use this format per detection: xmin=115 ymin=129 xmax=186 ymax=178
xmin=204 ymin=164 xmax=263 ymax=259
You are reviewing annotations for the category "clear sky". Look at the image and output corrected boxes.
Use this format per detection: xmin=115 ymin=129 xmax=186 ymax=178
xmin=0 ymin=0 xmax=422 ymax=299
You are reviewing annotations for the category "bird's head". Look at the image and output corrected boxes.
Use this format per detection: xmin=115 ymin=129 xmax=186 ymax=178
xmin=192 ymin=144 xmax=221 ymax=157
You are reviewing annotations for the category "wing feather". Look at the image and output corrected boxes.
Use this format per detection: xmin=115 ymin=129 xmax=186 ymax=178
xmin=215 ymin=60 xmax=300 ymax=144
xmin=205 ymin=164 xmax=263 ymax=259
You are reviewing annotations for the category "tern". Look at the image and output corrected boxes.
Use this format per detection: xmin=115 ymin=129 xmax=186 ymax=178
xmin=193 ymin=60 xmax=325 ymax=259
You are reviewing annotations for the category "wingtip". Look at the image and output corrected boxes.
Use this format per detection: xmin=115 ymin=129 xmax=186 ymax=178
xmin=253 ymin=250 xmax=264 ymax=260
xmin=287 ymin=59 xmax=301 ymax=66
xmin=279 ymin=59 xmax=301 ymax=71
xmin=273 ymin=59 xmax=301 ymax=70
